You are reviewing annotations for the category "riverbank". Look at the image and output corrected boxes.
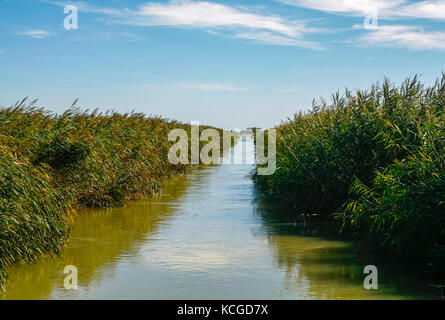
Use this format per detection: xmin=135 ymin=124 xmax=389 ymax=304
xmin=0 ymin=100 xmax=229 ymax=289
xmin=251 ymin=75 xmax=445 ymax=270
xmin=2 ymin=137 xmax=440 ymax=299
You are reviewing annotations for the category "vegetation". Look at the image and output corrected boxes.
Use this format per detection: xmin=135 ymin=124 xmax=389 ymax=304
xmin=251 ymin=75 xmax=445 ymax=268
xmin=0 ymin=99 xmax=227 ymax=289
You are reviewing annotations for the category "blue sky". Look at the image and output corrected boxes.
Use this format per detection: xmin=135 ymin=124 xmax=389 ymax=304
xmin=0 ymin=0 xmax=444 ymax=128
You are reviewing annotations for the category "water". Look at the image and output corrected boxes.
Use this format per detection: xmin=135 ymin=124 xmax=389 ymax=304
xmin=1 ymin=137 xmax=441 ymax=299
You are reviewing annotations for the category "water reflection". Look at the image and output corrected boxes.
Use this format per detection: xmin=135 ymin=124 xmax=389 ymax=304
xmin=255 ymin=201 xmax=441 ymax=299
xmin=1 ymin=171 xmax=205 ymax=299
xmin=1 ymin=137 xmax=441 ymax=299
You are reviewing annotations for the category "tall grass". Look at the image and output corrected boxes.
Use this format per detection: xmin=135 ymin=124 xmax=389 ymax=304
xmin=0 ymin=146 xmax=71 ymax=290
xmin=0 ymin=99 xmax=228 ymax=289
xmin=251 ymin=75 xmax=445 ymax=267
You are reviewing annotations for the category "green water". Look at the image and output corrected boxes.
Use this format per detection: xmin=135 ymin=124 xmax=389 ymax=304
xmin=1 ymin=138 xmax=442 ymax=299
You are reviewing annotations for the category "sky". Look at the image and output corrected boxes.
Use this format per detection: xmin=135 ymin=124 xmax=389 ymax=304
xmin=0 ymin=0 xmax=444 ymax=129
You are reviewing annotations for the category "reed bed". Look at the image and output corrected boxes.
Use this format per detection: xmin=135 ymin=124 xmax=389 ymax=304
xmin=251 ymin=75 xmax=445 ymax=268
xmin=0 ymin=99 xmax=228 ymax=289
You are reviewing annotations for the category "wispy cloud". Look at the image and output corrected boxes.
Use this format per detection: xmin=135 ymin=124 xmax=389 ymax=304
xmin=17 ymin=30 xmax=53 ymax=39
xmin=235 ymin=31 xmax=324 ymax=49
xmin=396 ymin=0 xmax=445 ymax=20
xmin=278 ymin=0 xmax=445 ymax=20
xmin=275 ymin=85 xmax=304 ymax=93
xmin=129 ymin=1 xmax=304 ymax=37
xmin=356 ymin=25 xmax=445 ymax=50
xmin=277 ymin=0 xmax=403 ymax=16
xmin=76 ymin=31 xmax=140 ymax=42
xmin=42 ymin=0 xmax=123 ymax=15
xmin=179 ymin=82 xmax=250 ymax=91
xmin=46 ymin=0 xmax=323 ymax=49
xmin=278 ymin=0 xmax=445 ymax=50
xmin=44 ymin=0 xmax=445 ymax=51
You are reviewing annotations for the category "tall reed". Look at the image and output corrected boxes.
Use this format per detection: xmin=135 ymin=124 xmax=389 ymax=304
xmin=0 ymin=100 xmax=228 ymax=289
xmin=251 ymin=75 xmax=445 ymax=267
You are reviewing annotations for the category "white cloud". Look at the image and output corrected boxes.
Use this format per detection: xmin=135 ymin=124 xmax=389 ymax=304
xmin=278 ymin=0 xmax=445 ymax=20
xmin=357 ymin=25 xmax=445 ymax=50
xmin=46 ymin=0 xmax=322 ymax=49
xmin=45 ymin=0 xmax=445 ymax=51
xmin=279 ymin=0 xmax=445 ymax=50
xmin=277 ymin=0 xmax=403 ymax=16
xmin=17 ymin=30 xmax=52 ymax=38
xmin=131 ymin=1 xmax=304 ymax=37
xmin=396 ymin=0 xmax=445 ymax=20
xmin=180 ymin=82 xmax=250 ymax=91
xmin=42 ymin=0 xmax=123 ymax=15
xmin=275 ymin=85 xmax=304 ymax=93
xmin=123 ymin=1 xmax=320 ymax=48
xmin=235 ymin=31 xmax=324 ymax=49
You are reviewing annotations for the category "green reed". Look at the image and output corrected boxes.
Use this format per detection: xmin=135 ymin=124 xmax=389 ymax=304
xmin=0 ymin=100 xmax=229 ymax=289
xmin=251 ymin=75 xmax=445 ymax=268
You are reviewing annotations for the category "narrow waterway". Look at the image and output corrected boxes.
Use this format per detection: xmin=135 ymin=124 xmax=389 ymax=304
xmin=1 ymin=137 xmax=441 ymax=299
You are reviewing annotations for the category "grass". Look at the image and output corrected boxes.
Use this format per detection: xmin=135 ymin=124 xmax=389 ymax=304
xmin=251 ymin=75 xmax=445 ymax=268
xmin=0 ymin=99 xmax=230 ymax=289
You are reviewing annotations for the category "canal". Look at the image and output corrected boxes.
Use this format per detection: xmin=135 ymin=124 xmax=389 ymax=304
xmin=1 ymin=137 xmax=440 ymax=299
